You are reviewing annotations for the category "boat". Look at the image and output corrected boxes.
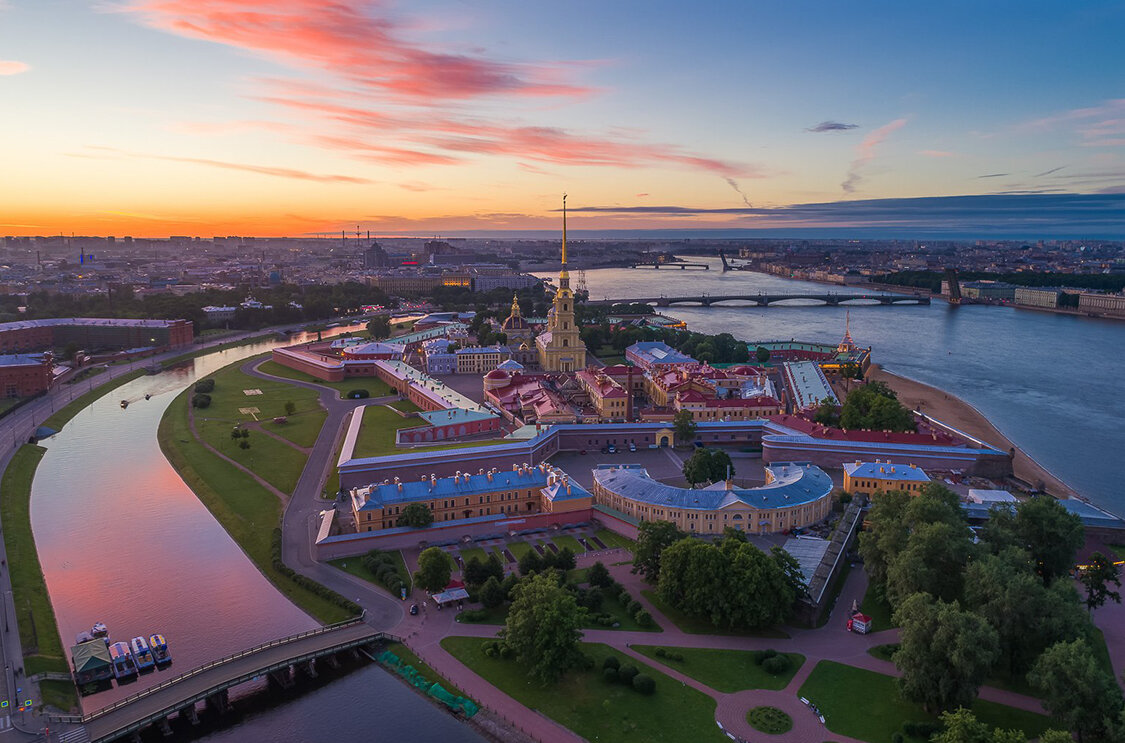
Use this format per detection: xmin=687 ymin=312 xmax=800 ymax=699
xmin=91 ymin=621 xmax=108 ymax=639
xmin=109 ymin=642 xmax=137 ymax=679
xmin=130 ymin=636 xmax=155 ymax=671
xmin=149 ymin=634 xmax=171 ymax=665
xmin=75 ymin=630 xmax=94 ymax=645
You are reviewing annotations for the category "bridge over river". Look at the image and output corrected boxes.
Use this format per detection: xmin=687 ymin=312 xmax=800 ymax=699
xmin=586 ymin=291 xmax=931 ymax=307
xmin=47 ymin=618 xmax=387 ymax=743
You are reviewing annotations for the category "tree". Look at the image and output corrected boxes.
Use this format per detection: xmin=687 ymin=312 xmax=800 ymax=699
xmin=886 ymin=520 xmax=974 ymax=605
xmin=501 ymin=571 xmax=585 ymax=684
xmin=366 ymin=315 xmax=391 ymax=339
xmin=191 ymin=393 xmax=212 ymax=408
xmin=964 ymin=547 xmax=1086 ymax=676
xmin=1016 ymin=496 xmax=1084 ymax=585
xmin=632 ymin=520 xmax=686 ymax=581
xmin=478 ymin=575 xmax=505 ymax=609
xmin=587 ymin=561 xmax=612 ymax=588
xmin=682 ymin=447 xmax=734 ymax=485
xmin=839 ymin=382 xmax=916 ymax=432
xmin=771 ymin=546 xmax=808 ymax=598
xmin=414 ymin=547 xmax=452 ymax=593
xmin=396 ymin=502 xmax=434 ymax=529
xmin=1081 ymin=551 xmax=1121 ymax=613
xmin=894 ymin=593 xmax=999 ymax=713
xmin=755 ymin=345 xmax=770 ymax=364
xmin=812 ymin=398 xmax=840 ymax=426
xmin=518 ymin=549 xmax=543 ymax=576
xmin=554 ymin=547 xmax=576 ymax=572
xmin=63 ymin=341 xmax=81 ymax=362
xmin=672 ymin=409 xmax=696 ymax=445
xmin=463 ymin=557 xmax=489 ymax=587
xmin=284 ymin=400 xmax=296 ymax=415
xmin=933 ymin=709 xmax=1069 ymax=743
xmin=1030 ymin=638 xmax=1124 ymax=742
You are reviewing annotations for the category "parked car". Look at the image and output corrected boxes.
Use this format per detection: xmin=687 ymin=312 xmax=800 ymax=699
xmin=409 ymin=604 xmax=419 ymax=615
xmin=607 ymin=444 xmax=617 ymax=453
xmin=628 ymin=442 xmax=637 ymax=452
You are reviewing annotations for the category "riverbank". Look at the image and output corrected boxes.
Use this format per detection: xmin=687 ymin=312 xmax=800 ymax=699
xmin=866 ymin=364 xmax=1075 ymax=497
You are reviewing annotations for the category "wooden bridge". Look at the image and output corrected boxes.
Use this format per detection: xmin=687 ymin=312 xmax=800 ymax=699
xmin=587 ymin=292 xmax=930 ymax=307
xmin=47 ymin=618 xmax=387 ymax=743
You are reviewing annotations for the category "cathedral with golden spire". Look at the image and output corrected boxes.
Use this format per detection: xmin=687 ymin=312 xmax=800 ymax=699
xmin=536 ymin=194 xmax=587 ymax=372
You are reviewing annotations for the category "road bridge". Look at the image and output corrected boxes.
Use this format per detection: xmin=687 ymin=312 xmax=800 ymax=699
xmin=630 ymin=260 xmax=710 ymax=269
xmin=587 ymin=292 xmax=931 ymax=307
xmin=47 ymin=619 xmax=388 ymax=743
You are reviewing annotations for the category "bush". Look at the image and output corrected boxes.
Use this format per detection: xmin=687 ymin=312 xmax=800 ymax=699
xmin=754 ymin=648 xmax=778 ymax=664
xmin=499 ymin=644 xmax=513 ymax=659
xmin=654 ymin=648 xmax=667 ymax=658
xmin=191 ymin=393 xmax=212 ymax=408
xmin=762 ymin=655 xmax=790 ymax=675
xmin=891 ymin=733 xmax=904 ymax=743
xmin=618 ymin=665 xmax=639 ymax=684
xmin=458 ymin=609 xmax=489 ymax=622
xmin=603 ymin=656 xmax=620 ymax=671
xmin=587 ymin=561 xmax=612 ymax=588
xmin=902 ymin=722 xmax=941 ymax=738
xmin=579 ymin=587 xmax=604 ymax=613
xmin=603 ymin=667 xmax=619 ymax=683
xmin=268 ymin=529 xmax=361 ymax=615
xmin=632 ymin=673 xmax=655 ymax=695
xmin=634 ymin=609 xmax=654 ymax=627
xmin=194 ymin=378 xmax=215 ymax=393
xmin=346 ymin=389 xmax=369 ymax=399
xmin=626 ymin=600 xmax=642 ymax=616
xmin=838 ymin=492 xmax=853 ymax=504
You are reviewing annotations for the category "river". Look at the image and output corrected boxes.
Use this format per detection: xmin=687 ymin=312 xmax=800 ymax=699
xmin=30 ymin=326 xmax=483 ymax=741
xmin=551 ymin=257 xmax=1125 ymax=516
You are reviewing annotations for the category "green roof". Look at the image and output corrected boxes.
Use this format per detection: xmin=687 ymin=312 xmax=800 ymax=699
xmin=71 ymin=640 xmax=112 ymax=672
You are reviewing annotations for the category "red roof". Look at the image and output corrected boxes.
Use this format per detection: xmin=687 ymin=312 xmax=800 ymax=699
xmin=769 ymin=414 xmax=960 ymax=446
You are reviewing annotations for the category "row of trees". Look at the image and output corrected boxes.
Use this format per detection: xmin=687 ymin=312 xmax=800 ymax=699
xmin=859 ymin=483 xmax=1125 ymax=740
xmin=837 ymin=380 xmax=916 ymax=432
xmin=876 ymin=269 xmax=1125 ymax=295
xmin=682 ymin=446 xmax=734 ymax=485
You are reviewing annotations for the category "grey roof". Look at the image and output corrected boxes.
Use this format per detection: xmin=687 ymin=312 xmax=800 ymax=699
xmin=592 ymin=462 xmax=833 ymax=511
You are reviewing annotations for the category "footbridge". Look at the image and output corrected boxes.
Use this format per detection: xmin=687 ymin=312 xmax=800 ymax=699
xmin=47 ymin=618 xmax=387 ymax=743
xmin=587 ymin=292 xmax=930 ymax=307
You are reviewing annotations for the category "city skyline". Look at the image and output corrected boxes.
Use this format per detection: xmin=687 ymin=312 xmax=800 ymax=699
xmin=2 ymin=1 xmax=1124 ymax=237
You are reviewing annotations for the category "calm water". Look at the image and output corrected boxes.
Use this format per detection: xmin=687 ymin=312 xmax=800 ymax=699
xmin=549 ymin=257 xmax=1125 ymax=515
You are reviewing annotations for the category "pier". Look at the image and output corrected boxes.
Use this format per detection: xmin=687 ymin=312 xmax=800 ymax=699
xmin=587 ymin=292 xmax=931 ymax=307
xmin=46 ymin=619 xmax=388 ymax=743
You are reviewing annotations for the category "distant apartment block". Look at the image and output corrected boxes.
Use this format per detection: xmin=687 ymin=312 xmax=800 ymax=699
xmin=0 ymin=318 xmax=193 ymax=353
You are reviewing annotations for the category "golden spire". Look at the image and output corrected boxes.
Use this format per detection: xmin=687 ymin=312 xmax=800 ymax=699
xmin=510 ymin=293 xmax=521 ymax=317
xmin=558 ymin=193 xmax=570 ymax=288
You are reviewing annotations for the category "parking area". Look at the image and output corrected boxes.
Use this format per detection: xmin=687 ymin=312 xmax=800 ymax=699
xmin=549 ymin=446 xmax=688 ymax=490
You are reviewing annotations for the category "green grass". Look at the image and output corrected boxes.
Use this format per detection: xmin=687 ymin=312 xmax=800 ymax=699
xmin=0 ymin=446 xmax=70 ymax=679
xmin=631 ymin=646 xmax=803 ymax=692
xmin=640 ymin=590 xmax=789 ymax=638
xmin=329 ymin=551 xmax=411 ymax=596
xmin=257 ymin=360 xmax=394 ymax=399
xmin=389 ymin=399 xmax=423 ymax=413
xmin=798 ymin=661 xmax=1056 ymax=743
xmin=457 ymin=592 xmax=661 ymax=632
xmin=0 ymin=397 xmax=24 ymax=415
xmin=1107 ymin=543 xmax=1125 ymax=559
xmin=42 ymin=369 xmax=146 ymax=431
xmin=384 ymin=642 xmax=471 ymax=700
xmin=552 ymin=535 xmax=586 ymax=553
xmin=159 ymin=386 xmax=353 ymax=624
xmin=40 ymin=679 xmax=79 ymax=713
xmin=594 ymin=528 xmax=636 ymax=552
xmin=747 ymin=706 xmax=793 ymax=735
xmin=456 ymin=604 xmax=509 ymax=625
xmin=868 ymin=644 xmax=898 ymax=663
xmin=440 ymin=637 xmax=729 ymax=743
xmin=507 ymin=541 xmax=534 ymax=560
xmin=859 ymin=579 xmax=895 ymax=632
xmin=458 ymin=547 xmax=490 ymax=564
xmin=352 ymin=405 xmax=428 ymax=458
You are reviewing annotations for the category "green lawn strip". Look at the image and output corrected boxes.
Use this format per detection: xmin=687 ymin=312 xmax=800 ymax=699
xmin=384 ymin=642 xmax=471 ymax=700
xmin=42 ymin=369 xmax=146 ymax=431
xmin=197 ymin=417 xmax=307 ymax=494
xmin=640 ymin=589 xmax=789 ymax=638
xmin=389 ymin=399 xmax=423 ymax=413
xmin=257 ymin=360 xmax=394 ymax=399
xmin=440 ymin=637 xmax=729 ymax=743
xmin=458 ymin=593 xmax=659 ymax=632
xmin=506 ymin=541 xmax=533 ymax=560
xmin=868 ymin=644 xmax=898 ymax=663
xmin=40 ymin=679 xmax=79 ymax=713
xmin=458 ymin=547 xmax=490 ymax=564
xmin=631 ymin=646 xmax=802 ymax=692
xmin=1107 ymin=543 xmax=1125 ymax=559
xmin=0 ymin=398 xmax=23 ymax=415
xmin=552 ymin=535 xmax=586 ymax=553
xmin=798 ymin=661 xmax=1055 ymax=743
xmin=747 ymin=706 xmax=793 ymax=735
xmin=567 ymin=566 xmax=590 ymax=584
xmin=352 ymin=405 xmax=428 ymax=458
xmin=456 ymin=604 xmax=508 ymax=625
xmin=329 ymin=550 xmax=411 ymax=595
xmin=594 ymin=528 xmax=636 ymax=552
xmin=858 ymin=579 xmax=895 ymax=632
xmin=158 ymin=388 xmax=352 ymax=624
xmin=0 ymin=445 xmax=74 ymax=703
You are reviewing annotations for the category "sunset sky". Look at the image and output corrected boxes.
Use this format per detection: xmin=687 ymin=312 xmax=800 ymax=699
xmin=2 ymin=0 xmax=1124 ymax=237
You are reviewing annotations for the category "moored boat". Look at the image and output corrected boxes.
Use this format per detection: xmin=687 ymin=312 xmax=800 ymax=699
xmin=130 ymin=636 xmax=155 ymax=671
xmin=91 ymin=621 xmax=108 ymax=639
xmin=149 ymin=634 xmax=171 ymax=665
xmin=109 ymin=642 xmax=137 ymax=679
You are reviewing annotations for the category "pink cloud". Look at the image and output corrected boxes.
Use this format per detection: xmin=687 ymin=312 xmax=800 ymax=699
xmin=0 ymin=60 xmax=29 ymax=75
xmin=1019 ymin=98 xmax=1125 ymax=147
xmin=918 ymin=149 xmax=955 ymax=158
xmin=841 ymin=117 xmax=908 ymax=193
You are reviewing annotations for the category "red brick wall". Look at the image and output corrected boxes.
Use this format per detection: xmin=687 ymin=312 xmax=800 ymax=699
xmin=0 ymin=362 xmax=51 ymax=397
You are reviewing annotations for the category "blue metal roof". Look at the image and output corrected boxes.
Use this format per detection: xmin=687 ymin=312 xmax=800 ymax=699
xmin=842 ymin=461 xmax=931 ymax=482
xmin=353 ymin=466 xmax=590 ymax=510
xmin=418 ymin=408 xmax=497 ymax=426
xmin=592 ymin=462 xmax=832 ymax=511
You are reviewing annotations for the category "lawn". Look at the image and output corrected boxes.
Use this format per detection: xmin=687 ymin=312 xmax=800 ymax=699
xmin=640 ymin=590 xmax=789 ymax=638
xmin=329 ymin=550 xmax=412 ymax=596
xmin=457 ymin=590 xmax=661 ymax=632
xmin=458 ymin=547 xmax=490 ymax=565
xmin=257 ymin=360 xmax=394 ymax=399
xmin=595 ymin=528 xmax=636 ymax=552
xmin=159 ymin=386 xmax=355 ymax=624
xmin=389 ymin=399 xmax=423 ymax=413
xmin=507 ymin=541 xmax=534 ymax=560
xmin=747 ymin=706 xmax=793 ymax=735
xmin=868 ymin=644 xmax=898 ymax=663
xmin=352 ymin=405 xmax=427 ymax=458
xmin=383 ymin=642 xmax=470 ymax=700
xmin=797 ymin=661 xmax=1056 ymax=743
xmin=858 ymin=579 xmax=895 ymax=632
xmin=1108 ymin=543 xmax=1125 ymax=560
xmin=552 ymin=535 xmax=586 ymax=554
xmin=631 ymin=646 xmax=803 ymax=692
xmin=0 ymin=444 xmax=76 ymax=712
xmin=440 ymin=637 xmax=729 ymax=743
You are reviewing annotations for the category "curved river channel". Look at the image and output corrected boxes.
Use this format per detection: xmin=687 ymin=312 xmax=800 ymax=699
xmin=30 ymin=330 xmax=484 ymax=741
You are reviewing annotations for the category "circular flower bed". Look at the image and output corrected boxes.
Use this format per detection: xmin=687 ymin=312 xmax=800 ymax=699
xmin=746 ymin=706 xmax=793 ymax=735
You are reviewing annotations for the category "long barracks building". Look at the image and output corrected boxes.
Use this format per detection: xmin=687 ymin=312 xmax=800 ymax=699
xmin=0 ymin=318 xmax=193 ymax=353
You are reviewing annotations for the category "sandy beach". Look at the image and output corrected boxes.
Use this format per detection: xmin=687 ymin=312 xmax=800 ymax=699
xmin=862 ymin=364 xmax=1075 ymax=498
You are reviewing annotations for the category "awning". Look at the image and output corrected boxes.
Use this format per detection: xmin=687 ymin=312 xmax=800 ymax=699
xmin=431 ymin=588 xmax=470 ymax=605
